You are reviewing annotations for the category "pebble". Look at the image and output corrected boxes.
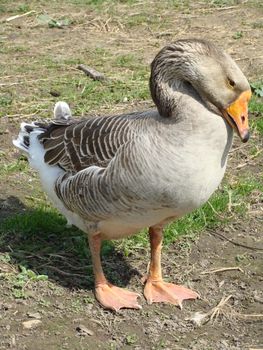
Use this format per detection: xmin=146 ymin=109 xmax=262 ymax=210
xmin=253 ymin=291 xmax=263 ymax=303
xmin=27 ymin=312 xmax=42 ymax=320
xmin=54 ymin=302 xmax=64 ymax=310
xmin=0 ymin=129 xmax=9 ymax=135
xmin=76 ymin=324 xmax=94 ymax=336
xmin=0 ymin=303 xmax=12 ymax=310
xmin=22 ymin=320 xmax=42 ymax=329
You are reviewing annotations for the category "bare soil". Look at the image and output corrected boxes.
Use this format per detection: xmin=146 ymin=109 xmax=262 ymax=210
xmin=0 ymin=1 xmax=263 ymax=349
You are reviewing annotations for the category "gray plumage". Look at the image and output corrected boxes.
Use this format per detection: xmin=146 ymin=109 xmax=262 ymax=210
xmin=14 ymin=39 xmax=250 ymax=240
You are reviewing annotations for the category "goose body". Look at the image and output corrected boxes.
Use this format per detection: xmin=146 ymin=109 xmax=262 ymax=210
xmin=14 ymin=39 xmax=251 ymax=310
xmin=23 ymin=105 xmax=232 ymax=239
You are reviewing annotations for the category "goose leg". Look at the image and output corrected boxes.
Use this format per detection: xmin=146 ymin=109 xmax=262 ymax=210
xmin=88 ymin=233 xmax=141 ymax=311
xmin=144 ymin=226 xmax=199 ymax=308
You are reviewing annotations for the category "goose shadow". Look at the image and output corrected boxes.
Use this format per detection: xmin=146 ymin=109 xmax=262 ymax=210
xmin=0 ymin=196 xmax=141 ymax=290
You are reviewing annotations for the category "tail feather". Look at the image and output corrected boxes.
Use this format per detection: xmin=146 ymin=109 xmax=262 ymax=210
xmin=54 ymin=101 xmax=72 ymax=120
xmin=13 ymin=101 xmax=72 ymax=154
xmin=13 ymin=122 xmax=46 ymax=154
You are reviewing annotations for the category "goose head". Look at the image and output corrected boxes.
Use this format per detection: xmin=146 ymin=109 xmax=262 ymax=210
xmin=150 ymin=39 xmax=251 ymax=143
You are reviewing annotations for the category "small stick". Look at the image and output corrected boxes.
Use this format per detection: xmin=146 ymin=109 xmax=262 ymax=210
xmin=191 ymin=295 xmax=233 ymax=326
xmin=229 ymin=145 xmax=246 ymax=153
xmin=209 ymin=230 xmax=263 ymax=251
xmin=0 ymin=82 xmax=20 ymax=87
xmin=213 ymin=6 xmax=238 ymax=11
xmin=47 ymin=265 xmax=86 ymax=278
xmin=77 ymin=64 xmax=107 ymax=81
xmin=210 ymin=295 xmax=233 ymax=321
xmin=236 ymin=150 xmax=262 ymax=169
xmin=5 ymin=10 xmax=36 ymax=22
xmin=227 ymin=189 xmax=233 ymax=212
xmin=236 ymin=162 xmax=248 ymax=169
xmin=236 ymin=55 xmax=263 ymax=61
xmin=191 ymin=295 xmax=263 ymax=326
xmin=206 ymin=201 xmax=226 ymax=219
xmin=0 ymin=77 xmax=52 ymax=87
xmin=201 ymin=267 xmax=244 ymax=275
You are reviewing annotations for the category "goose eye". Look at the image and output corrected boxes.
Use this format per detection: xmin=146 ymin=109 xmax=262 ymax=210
xmin=227 ymin=78 xmax=236 ymax=88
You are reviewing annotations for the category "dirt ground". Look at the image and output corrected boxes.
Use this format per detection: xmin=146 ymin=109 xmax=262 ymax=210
xmin=0 ymin=1 xmax=263 ymax=349
xmin=0 ymin=187 xmax=262 ymax=350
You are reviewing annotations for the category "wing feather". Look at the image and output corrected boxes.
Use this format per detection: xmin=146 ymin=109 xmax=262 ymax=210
xmin=38 ymin=112 xmax=146 ymax=173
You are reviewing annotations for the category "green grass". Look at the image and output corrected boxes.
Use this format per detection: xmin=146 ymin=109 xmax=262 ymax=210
xmin=0 ymin=94 xmax=12 ymax=107
xmin=249 ymin=94 xmax=263 ymax=135
xmin=0 ymin=173 xmax=261 ymax=295
xmin=232 ymin=31 xmax=243 ymax=40
xmin=0 ymin=45 xmax=150 ymax=118
xmin=0 ymin=202 xmax=95 ymax=289
xmin=0 ymin=158 xmax=29 ymax=175
xmin=46 ymin=72 xmax=149 ymax=115
xmin=252 ymin=21 xmax=263 ymax=29
xmin=3 ymin=265 xmax=48 ymax=299
xmin=116 ymin=176 xmax=263 ymax=255
xmin=0 ymin=2 xmax=33 ymax=15
xmin=114 ymin=54 xmax=139 ymax=68
xmin=208 ymin=0 xmax=238 ymax=7
xmin=1 ymin=175 xmax=261 ymax=257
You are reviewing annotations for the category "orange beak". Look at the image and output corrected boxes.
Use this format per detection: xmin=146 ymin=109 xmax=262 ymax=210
xmin=222 ymin=90 xmax=251 ymax=143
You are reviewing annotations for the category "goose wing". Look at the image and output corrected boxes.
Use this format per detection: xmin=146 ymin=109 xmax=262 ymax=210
xmin=54 ymin=137 xmax=149 ymax=222
xmin=37 ymin=111 xmax=154 ymax=222
xmin=38 ymin=112 xmax=142 ymax=173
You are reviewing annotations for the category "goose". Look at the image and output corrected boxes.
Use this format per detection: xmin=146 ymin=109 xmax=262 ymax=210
xmin=13 ymin=39 xmax=251 ymax=311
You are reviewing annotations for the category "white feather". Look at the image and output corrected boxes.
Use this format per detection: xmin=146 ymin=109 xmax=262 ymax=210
xmin=28 ymin=131 xmax=89 ymax=232
xmin=28 ymin=131 xmax=64 ymax=196
xmin=13 ymin=138 xmax=28 ymax=152
xmin=53 ymin=101 xmax=72 ymax=120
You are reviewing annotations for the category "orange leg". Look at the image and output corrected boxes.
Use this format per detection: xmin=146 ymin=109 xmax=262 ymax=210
xmin=144 ymin=226 xmax=199 ymax=308
xmin=88 ymin=233 xmax=141 ymax=311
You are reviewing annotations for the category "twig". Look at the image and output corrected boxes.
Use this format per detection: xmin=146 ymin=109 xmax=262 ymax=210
xmin=201 ymin=5 xmax=238 ymax=13
xmin=156 ymin=31 xmax=174 ymax=38
xmin=0 ymin=82 xmax=20 ymax=87
xmin=5 ymin=11 xmax=36 ymax=22
xmin=5 ymin=113 xmax=39 ymax=119
xmin=236 ymin=150 xmax=262 ymax=169
xmin=210 ymin=295 xmax=233 ymax=321
xmin=206 ymin=201 xmax=226 ymax=219
xmin=201 ymin=267 xmax=244 ymax=275
xmin=229 ymin=145 xmax=246 ymax=154
xmin=104 ymin=17 xmax=111 ymax=32
xmin=214 ymin=6 xmax=238 ymax=11
xmin=17 ymin=250 xmax=91 ymax=272
xmin=227 ymin=189 xmax=232 ymax=212
xmin=47 ymin=265 xmax=86 ymax=278
xmin=209 ymin=231 xmax=263 ymax=251
xmin=13 ymin=250 xmax=46 ymax=260
xmin=77 ymin=64 xmax=107 ymax=81
xmin=0 ymin=78 xmax=52 ymax=87
xmin=48 ymin=255 xmax=92 ymax=271
xmin=239 ymin=314 xmax=263 ymax=319
xmin=236 ymin=55 xmax=263 ymax=61
xmin=190 ymin=295 xmax=233 ymax=326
